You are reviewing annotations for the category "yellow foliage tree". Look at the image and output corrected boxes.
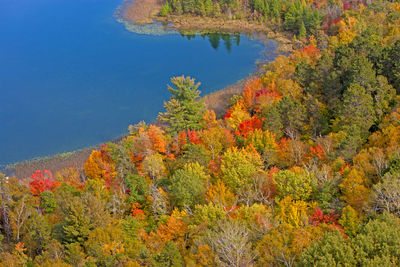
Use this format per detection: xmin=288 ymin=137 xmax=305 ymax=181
xmin=84 ymin=150 xmax=116 ymax=180
xmin=257 ymin=223 xmax=324 ymax=266
xmin=221 ymin=146 xmax=263 ymax=192
xmin=331 ymin=16 xmax=358 ymax=46
xmin=205 ymin=181 xmax=236 ymax=207
xmin=225 ymin=100 xmax=251 ymax=130
xmin=200 ymin=125 xmax=236 ymax=160
xmin=189 ymin=244 xmax=216 ymax=266
xmin=202 ymin=110 xmax=218 ymax=129
xmin=276 ymin=196 xmax=315 ymax=227
xmin=339 ymin=168 xmax=370 ymax=212
xmin=244 ymin=129 xmax=278 ymax=166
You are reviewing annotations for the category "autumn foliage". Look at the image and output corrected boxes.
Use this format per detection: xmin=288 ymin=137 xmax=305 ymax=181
xmin=309 ymin=208 xmax=340 ymax=226
xmin=4 ymin=2 xmax=400 ymax=265
xmin=29 ymin=170 xmax=59 ymax=196
xmin=235 ymin=116 xmax=263 ymax=137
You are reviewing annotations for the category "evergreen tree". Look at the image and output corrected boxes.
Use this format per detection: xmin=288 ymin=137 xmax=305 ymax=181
xmin=158 ymin=76 xmax=206 ymax=135
xmin=204 ymin=0 xmax=214 ymax=16
xmin=160 ymin=2 xmax=172 ymax=16
xmin=298 ymin=21 xmax=306 ymax=39
xmin=183 ymin=0 xmax=196 ymax=13
xmin=23 ymin=213 xmax=51 ymax=255
xmin=62 ymin=198 xmax=93 ymax=244
xmin=380 ymin=39 xmax=400 ymax=92
xmin=262 ymin=104 xmax=284 ymax=139
xmin=337 ymin=83 xmax=375 ymax=159
xmin=277 ymin=96 xmax=307 ymax=139
xmin=251 ymin=0 xmax=265 ymax=13
xmin=283 ymin=3 xmax=301 ymax=33
xmin=213 ymin=2 xmax=222 ymax=17
xmin=172 ymin=0 xmax=183 ymax=14
xmin=195 ymin=0 xmax=206 ymax=16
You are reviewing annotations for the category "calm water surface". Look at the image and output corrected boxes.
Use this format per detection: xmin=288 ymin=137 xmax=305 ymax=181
xmin=0 ymin=0 xmax=279 ymax=164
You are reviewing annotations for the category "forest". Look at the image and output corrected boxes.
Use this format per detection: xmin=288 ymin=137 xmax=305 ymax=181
xmin=2 ymin=0 xmax=400 ymax=266
xmin=160 ymin=0 xmax=347 ymax=37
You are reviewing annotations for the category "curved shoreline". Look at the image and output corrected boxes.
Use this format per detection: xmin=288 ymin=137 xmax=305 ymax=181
xmin=118 ymin=0 xmax=298 ymax=52
xmin=4 ymin=0 xmax=290 ymax=179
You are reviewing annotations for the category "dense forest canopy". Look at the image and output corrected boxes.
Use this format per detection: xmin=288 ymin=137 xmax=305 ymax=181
xmin=2 ymin=0 xmax=400 ymax=266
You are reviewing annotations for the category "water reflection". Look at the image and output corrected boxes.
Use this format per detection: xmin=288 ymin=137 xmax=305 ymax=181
xmin=118 ymin=18 xmax=243 ymax=52
xmin=116 ymin=10 xmax=243 ymax=52
xmin=180 ymin=32 xmax=241 ymax=52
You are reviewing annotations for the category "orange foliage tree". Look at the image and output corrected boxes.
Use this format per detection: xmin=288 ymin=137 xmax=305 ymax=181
xmin=143 ymin=210 xmax=188 ymax=252
xmin=242 ymin=77 xmax=264 ymax=110
xmin=84 ymin=149 xmax=117 ymax=188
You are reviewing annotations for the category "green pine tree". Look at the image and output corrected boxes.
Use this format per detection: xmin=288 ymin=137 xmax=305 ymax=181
xmin=183 ymin=0 xmax=196 ymax=13
xmin=62 ymin=198 xmax=92 ymax=244
xmin=204 ymin=0 xmax=214 ymax=16
xmin=158 ymin=76 xmax=206 ymax=134
xmin=160 ymin=2 xmax=172 ymax=16
xmin=172 ymin=0 xmax=183 ymax=14
xmin=298 ymin=20 xmax=306 ymax=39
xmin=195 ymin=0 xmax=206 ymax=16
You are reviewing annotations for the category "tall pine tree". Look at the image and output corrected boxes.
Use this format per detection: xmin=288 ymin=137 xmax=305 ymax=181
xmin=159 ymin=76 xmax=206 ymax=135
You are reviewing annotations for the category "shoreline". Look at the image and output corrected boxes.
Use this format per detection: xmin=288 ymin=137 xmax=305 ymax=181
xmin=4 ymin=0 xmax=293 ymax=180
xmin=118 ymin=0 xmax=299 ymax=53
xmin=3 ymin=63 xmax=266 ymax=180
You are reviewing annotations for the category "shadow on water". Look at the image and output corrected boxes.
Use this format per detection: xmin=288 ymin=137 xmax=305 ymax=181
xmin=180 ymin=32 xmax=241 ymax=52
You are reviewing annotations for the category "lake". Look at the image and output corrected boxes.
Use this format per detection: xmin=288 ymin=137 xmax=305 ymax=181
xmin=0 ymin=0 xmax=279 ymax=165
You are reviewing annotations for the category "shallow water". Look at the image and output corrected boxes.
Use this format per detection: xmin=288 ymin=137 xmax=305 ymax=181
xmin=0 ymin=0 xmax=279 ymax=164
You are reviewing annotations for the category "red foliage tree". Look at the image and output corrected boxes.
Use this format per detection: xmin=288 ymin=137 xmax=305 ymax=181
xmin=223 ymin=109 xmax=232 ymax=120
xmin=261 ymin=167 xmax=279 ymax=201
xmin=306 ymin=144 xmax=326 ymax=161
xmin=29 ymin=170 xmax=59 ymax=196
xmin=235 ymin=116 xmax=264 ymax=137
xmin=131 ymin=202 xmax=146 ymax=219
xmin=208 ymin=156 xmax=222 ymax=178
xmin=224 ymin=205 xmax=239 ymax=218
xmin=309 ymin=208 xmax=340 ymax=226
xmin=187 ymin=129 xmax=201 ymax=144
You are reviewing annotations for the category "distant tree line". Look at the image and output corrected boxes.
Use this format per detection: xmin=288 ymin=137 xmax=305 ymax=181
xmin=160 ymin=0 xmax=340 ymax=38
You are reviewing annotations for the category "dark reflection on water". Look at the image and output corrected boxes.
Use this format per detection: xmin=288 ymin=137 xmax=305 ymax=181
xmin=179 ymin=32 xmax=241 ymax=52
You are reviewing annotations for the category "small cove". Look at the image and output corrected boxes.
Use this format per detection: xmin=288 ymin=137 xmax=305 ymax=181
xmin=0 ymin=0 xmax=279 ymax=165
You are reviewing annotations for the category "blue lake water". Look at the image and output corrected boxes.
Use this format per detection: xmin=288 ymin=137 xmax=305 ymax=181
xmin=0 ymin=0 xmax=279 ymax=165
